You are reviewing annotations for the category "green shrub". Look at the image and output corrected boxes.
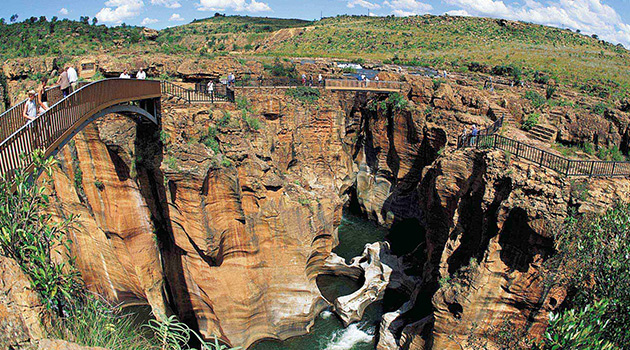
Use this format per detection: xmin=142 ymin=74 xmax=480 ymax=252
xmin=199 ymin=126 xmax=220 ymax=153
xmin=524 ymin=90 xmax=547 ymax=109
xmin=386 ymin=92 xmax=408 ymax=111
xmin=286 ymin=86 xmax=321 ymax=104
xmin=235 ymin=96 xmax=249 ymax=110
xmin=547 ymin=202 xmax=630 ymax=347
xmin=582 ymin=142 xmax=595 ymax=155
xmin=597 ymin=145 xmax=625 ymax=161
xmin=241 ymin=110 xmax=261 ymax=131
xmin=521 ymin=113 xmax=539 ymax=131
xmin=545 ymin=85 xmax=557 ymax=99
xmin=0 ymin=151 xmax=84 ymax=316
xmin=540 ymin=300 xmax=615 ymax=350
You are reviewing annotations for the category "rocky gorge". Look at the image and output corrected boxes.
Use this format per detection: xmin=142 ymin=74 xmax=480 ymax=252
xmin=3 ymin=64 xmax=630 ymax=350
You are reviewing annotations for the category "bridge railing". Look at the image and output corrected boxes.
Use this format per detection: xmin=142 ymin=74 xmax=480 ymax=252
xmin=0 ymin=85 xmax=65 ymax=142
xmin=0 ymin=79 xmax=160 ymax=182
xmin=325 ymin=79 xmax=404 ymax=91
xmin=161 ymin=81 xmax=227 ymax=103
xmin=460 ymin=133 xmax=630 ymax=177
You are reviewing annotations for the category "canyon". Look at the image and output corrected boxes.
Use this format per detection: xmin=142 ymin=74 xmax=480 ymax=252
xmin=3 ymin=62 xmax=630 ymax=350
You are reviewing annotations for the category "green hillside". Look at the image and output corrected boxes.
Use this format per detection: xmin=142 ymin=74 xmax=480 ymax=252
xmin=1 ymin=14 xmax=629 ymax=98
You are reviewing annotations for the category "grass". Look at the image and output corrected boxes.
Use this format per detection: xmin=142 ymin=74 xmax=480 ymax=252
xmin=3 ymin=14 xmax=630 ymax=97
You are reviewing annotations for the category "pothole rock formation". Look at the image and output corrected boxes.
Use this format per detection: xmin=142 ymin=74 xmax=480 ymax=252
xmin=322 ymin=242 xmax=415 ymax=326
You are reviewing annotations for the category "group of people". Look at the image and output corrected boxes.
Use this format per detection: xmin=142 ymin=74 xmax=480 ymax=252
xmin=119 ymin=68 xmax=146 ymax=80
xmin=461 ymin=124 xmax=480 ymax=146
xmin=23 ymin=65 xmax=79 ymax=122
xmin=301 ymin=73 xmax=324 ymax=87
xmin=358 ymin=74 xmax=379 ymax=87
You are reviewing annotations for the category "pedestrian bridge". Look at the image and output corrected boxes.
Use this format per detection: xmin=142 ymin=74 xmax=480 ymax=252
xmin=325 ymin=79 xmax=404 ymax=93
xmin=0 ymin=79 xmax=163 ymax=182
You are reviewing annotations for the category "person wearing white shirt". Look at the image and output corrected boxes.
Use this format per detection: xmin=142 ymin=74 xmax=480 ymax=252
xmin=136 ymin=68 xmax=146 ymax=80
xmin=120 ymin=70 xmax=131 ymax=79
xmin=67 ymin=66 xmax=78 ymax=91
xmin=207 ymin=80 xmax=214 ymax=95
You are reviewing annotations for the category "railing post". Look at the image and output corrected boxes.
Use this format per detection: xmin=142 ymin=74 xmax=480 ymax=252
xmin=612 ymin=161 xmax=617 ymax=176
xmin=494 ymin=134 xmax=498 ymax=148
xmin=566 ymin=160 xmax=571 ymax=176
xmin=589 ymin=161 xmax=595 ymax=177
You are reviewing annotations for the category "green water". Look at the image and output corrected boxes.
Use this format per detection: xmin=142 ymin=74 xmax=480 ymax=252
xmin=250 ymin=212 xmax=388 ymax=350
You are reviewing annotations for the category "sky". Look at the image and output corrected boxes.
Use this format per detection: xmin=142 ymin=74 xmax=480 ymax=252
xmin=3 ymin=0 xmax=630 ymax=47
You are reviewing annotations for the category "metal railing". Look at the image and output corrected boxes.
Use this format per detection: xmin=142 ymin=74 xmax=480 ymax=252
xmin=0 ymin=85 xmax=65 ymax=142
xmin=161 ymin=81 xmax=227 ymax=103
xmin=325 ymin=79 xmax=404 ymax=92
xmin=0 ymin=79 xmax=161 ymax=182
xmin=459 ymin=133 xmax=630 ymax=177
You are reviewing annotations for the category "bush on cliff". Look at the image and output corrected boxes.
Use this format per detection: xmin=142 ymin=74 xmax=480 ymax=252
xmin=286 ymin=86 xmax=320 ymax=104
xmin=544 ymin=202 xmax=630 ymax=348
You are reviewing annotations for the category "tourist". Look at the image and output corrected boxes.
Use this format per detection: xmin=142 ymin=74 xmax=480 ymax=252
xmin=308 ymin=75 xmax=313 ymax=87
xmin=37 ymin=78 xmax=49 ymax=112
xmin=443 ymin=70 xmax=448 ymax=79
xmin=120 ymin=70 xmax=131 ymax=79
xmin=318 ymin=74 xmax=323 ymax=86
xmin=57 ymin=67 xmax=71 ymax=98
xmin=301 ymin=73 xmax=307 ymax=86
xmin=228 ymin=72 xmax=235 ymax=86
xmin=374 ymin=75 xmax=380 ymax=82
xmin=207 ymin=80 xmax=214 ymax=96
xmin=22 ymin=90 xmax=42 ymax=121
xmin=470 ymin=124 xmax=479 ymax=145
xmin=136 ymin=68 xmax=146 ymax=80
xmin=67 ymin=65 xmax=78 ymax=91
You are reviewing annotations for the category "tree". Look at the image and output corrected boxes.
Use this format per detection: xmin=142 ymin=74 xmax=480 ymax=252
xmin=49 ymin=16 xmax=58 ymax=34
xmin=10 ymin=14 xmax=18 ymax=23
xmin=79 ymin=16 xmax=89 ymax=24
xmin=92 ymin=17 xmax=98 ymax=26
xmin=38 ymin=15 xmax=47 ymax=23
xmin=0 ymin=18 xmax=5 ymax=25
xmin=546 ymin=203 xmax=630 ymax=347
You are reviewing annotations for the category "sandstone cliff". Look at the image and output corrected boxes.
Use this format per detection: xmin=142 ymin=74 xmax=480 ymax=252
xmin=38 ymin=74 xmax=630 ymax=350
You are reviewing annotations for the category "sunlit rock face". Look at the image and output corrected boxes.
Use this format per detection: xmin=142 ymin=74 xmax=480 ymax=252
xmin=42 ymin=74 xmax=630 ymax=350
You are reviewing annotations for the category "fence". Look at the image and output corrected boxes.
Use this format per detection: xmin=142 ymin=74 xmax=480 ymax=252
xmin=161 ymin=81 xmax=228 ymax=103
xmin=460 ymin=133 xmax=630 ymax=177
xmin=0 ymin=79 xmax=160 ymax=182
xmin=325 ymin=79 xmax=404 ymax=92
xmin=0 ymin=85 xmax=65 ymax=143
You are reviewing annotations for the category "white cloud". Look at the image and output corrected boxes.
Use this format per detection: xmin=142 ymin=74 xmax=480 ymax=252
xmin=197 ymin=0 xmax=272 ymax=12
xmin=59 ymin=8 xmax=69 ymax=15
xmin=445 ymin=0 xmax=630 ymax=47
xmin=347 ymin=0 xmax=381 ymax=10
xmin=96 ymin=0 xmax=144 ymax=23
xmin=141 ymin=17 xmax=159 ymax=25
xmin=446 ymin=9 xmax=471 ymax=16
xmin=384 ymin=0 xmax=432 ymax=16
xmin=169 ymin=13 xmax=185 ymax=21
xmin=151 ymin=0 xmax=181 ymax=8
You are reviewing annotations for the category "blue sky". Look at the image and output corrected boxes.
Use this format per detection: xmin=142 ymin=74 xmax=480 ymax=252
xmin=3 ymin=0 xmax=630 ymax=46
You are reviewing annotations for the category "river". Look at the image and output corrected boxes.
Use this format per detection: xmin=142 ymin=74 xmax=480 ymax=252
xmin=250 ymin=211 xmax=389 ymax=350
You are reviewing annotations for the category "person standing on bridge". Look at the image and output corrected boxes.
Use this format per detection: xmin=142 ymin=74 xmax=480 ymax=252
xmin=37 ymin=78 xmax=49 ymax=112
xmin=67 ymin=65 xmax=78 ymax=92
xmin=23 ymin=90 xmax=46 ymax=122
xmin=120 ymin=70 xmax=131 ymax=79
xmin=301 ymin=73 xmax=306 ymax=86
xmin=57 ymin=68 xmax=71 ymax=98
xmin=318 ymin=74 xmax=323 ymax=86
xmin=207 ymin=80 xmax=214 ymax=96
xmin=136 ymin=68 xmax=146 ymax=80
